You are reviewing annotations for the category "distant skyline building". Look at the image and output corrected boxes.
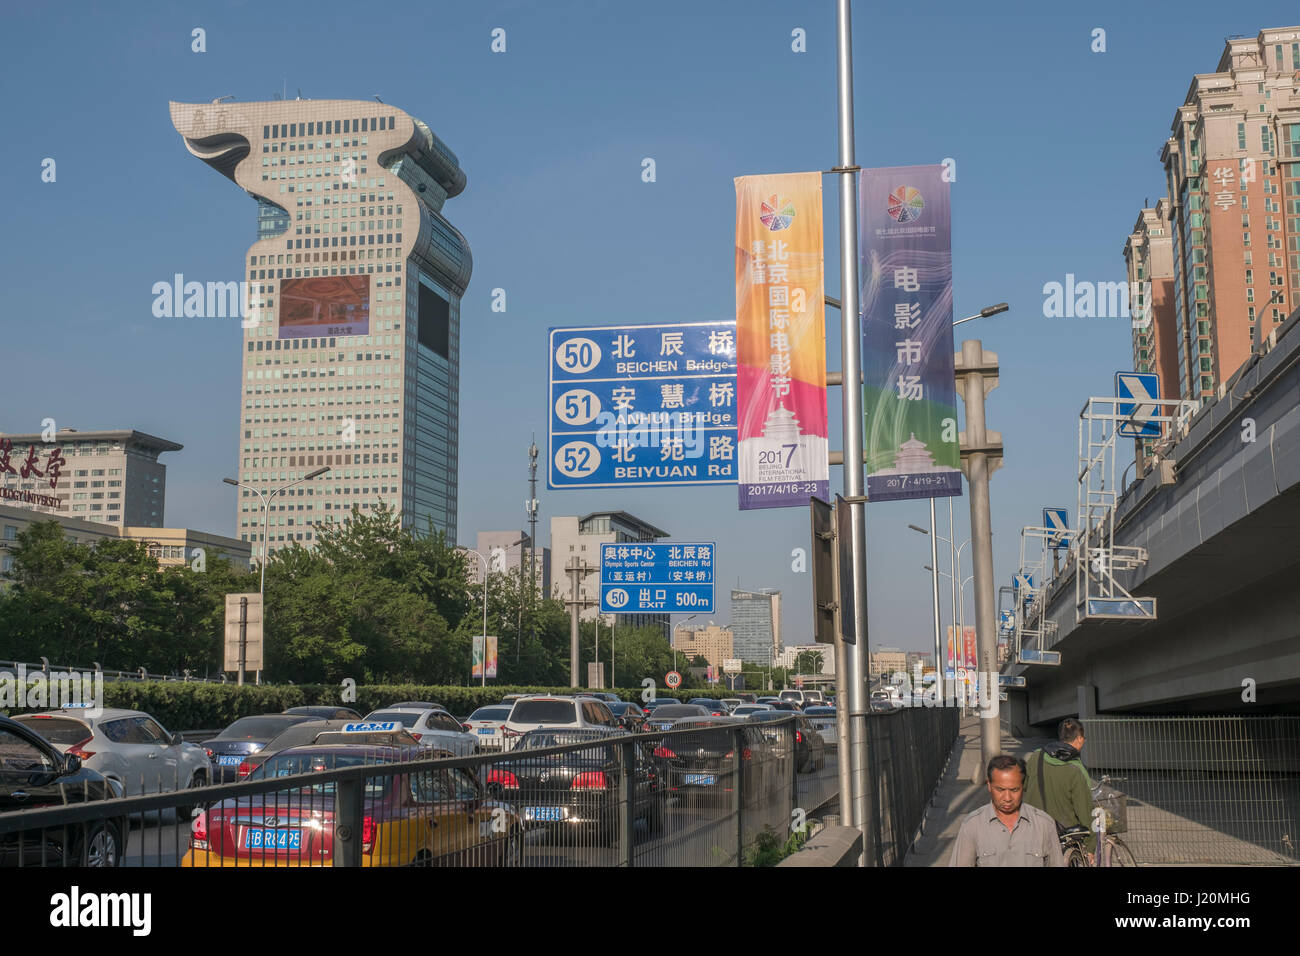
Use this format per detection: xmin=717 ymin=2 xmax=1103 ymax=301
xmin=672 ymin=624 xmax=734 ymax=673
xmin=550 ymin=511 xmax=668 ymax=629
xmin=1123 ymin=202 xmax=1180 ymax=465
xmin=170 ymin=98 xmax=472 ymax=563
xmin=470 ymin=529 xmax=550 ymax=596
xmin=730 ymin=588 xmax=781 ymax=664
xmin=0 ymin=428 xmax=180 ymax=528
xmin=1147 ymin=27 xmax=1300 ymax=404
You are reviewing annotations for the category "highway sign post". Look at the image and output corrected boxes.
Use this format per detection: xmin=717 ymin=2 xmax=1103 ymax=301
xmin=548 ymin=322 xmax=738 ymax=490
xmin=223 ymin=593 xmax=263 ymax=684
xmin=599 ymin=542 xmax=715 ymax=614
xmin=1115 ymin=371 xmax=1161 ymax=438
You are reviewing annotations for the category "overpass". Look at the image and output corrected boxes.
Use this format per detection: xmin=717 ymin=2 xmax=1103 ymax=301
xmin=1001 ymin=309 xmax=1300 ymax=732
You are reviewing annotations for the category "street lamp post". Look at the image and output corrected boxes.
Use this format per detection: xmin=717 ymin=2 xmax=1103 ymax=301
xmin=458 ymin=537 xmax=525 ymax=688
xmin=223 ymin=466 xmax=330 ymax=685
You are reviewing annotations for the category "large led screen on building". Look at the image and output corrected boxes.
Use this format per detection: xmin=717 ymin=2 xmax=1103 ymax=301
xmin=278 ymin=275 xmax=370 ymax=339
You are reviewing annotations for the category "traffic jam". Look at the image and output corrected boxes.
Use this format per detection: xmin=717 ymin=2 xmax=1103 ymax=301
xmin=0 ymin=691 xmax=833 ymax=867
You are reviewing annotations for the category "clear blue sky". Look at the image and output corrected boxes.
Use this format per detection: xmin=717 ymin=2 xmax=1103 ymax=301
xmin=3 ymin=1 xmax=1294 ymax=656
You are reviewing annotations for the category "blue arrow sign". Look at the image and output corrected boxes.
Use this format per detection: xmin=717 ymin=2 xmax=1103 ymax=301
xmin=600 ymin=542 xmax=715 ymax=613
xmin=1116 ymin=372 xmax=1161 ymax=438
xmin=1043 ymin=507 xmax=1071 ymax=549
xmin=999 ymin=610 xmax=1015 ymax=632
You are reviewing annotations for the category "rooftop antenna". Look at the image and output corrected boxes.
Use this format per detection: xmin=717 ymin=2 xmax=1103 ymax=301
xmin=373 ymin=95 xmax=384 ymax=103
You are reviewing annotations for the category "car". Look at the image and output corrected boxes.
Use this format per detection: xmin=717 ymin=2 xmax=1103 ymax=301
xmin=687 ymin=698 xmax=731 ymax=716
xmin=803 ymin=706 xmax=838 ymax=748
xmin=463 ymin=705 xmax=513 ymax=752
xmin=0 ymin=714 xmax=128 ymax=866
xmin=586 ymin=692 xmax=622 ymax=704
xmin=181 ymin=745 xmax=523 ymax=867
xmin=641 ymin=698 xmax=678 ymax=714
xmin=484 ymin=728 xmax=666 ymax=844
xmin=201 ymin=714 xmax=321 ymax=783
xmin=385 ymin=701 xmax=448 ymax=712
xmin=757 ymin=698 xmax=799 ymax=712
xmin=720 ymin=698 xmax=742 ymax=711
xmin=501 ymin=695 xmax=619 ymax=749
xmin=735 ymin=693 xmax=758 ymax=704
xmin=14 ymin=707 xmax=211 ymax=810
xmin=748 ymin=711 xmax=826 ymax=772
xmin=282 ymin=706 xmax=363 ymax=720
xmin=642 ymin=704 xmax=710 ymax=732
xmin=654 ymin=717 xmax=777 ymax=806
xmin=606 ymin=701 xmax=648 ymax=732
xmin=233 ymin=719 xmax=425 ymax=778
xmin=730 ymin=703 xmax=774 ymax=717
xmin=361 ymin=709 xmax=478 ymax=755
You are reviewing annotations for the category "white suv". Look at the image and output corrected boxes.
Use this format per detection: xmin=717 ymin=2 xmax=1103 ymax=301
xmin=501 ymin=696 xmax=618 ymax=749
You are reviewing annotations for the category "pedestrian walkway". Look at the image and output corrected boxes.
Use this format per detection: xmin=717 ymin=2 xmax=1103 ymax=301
xmin=904 ymin=715 xmax=1047 ymax=867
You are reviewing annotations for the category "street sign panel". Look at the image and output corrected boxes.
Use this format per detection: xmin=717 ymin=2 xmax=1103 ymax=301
xmin=723 ymin=659 xmax=742 ymax=674
xmin=548 ymin=322 xmax=738 ymax=489
xmin=223 ymin=593 xmax=263 ymax=672
xmin=600 ymin=542 xmax=714 ymax=613
xmin=1086 ymin=597 xmax=1157 ymax=619
xmin=665 ymin=670 xmax=682 ymax=689
xmin=999 ymin=675 xmax=1026 ymax=687
xmin=999 ymin=610 xmax=1015 ymax=632
xmin=1043 ymin=507 xmax=1071 ymax=549
xmin=1116 ymin=372 xmax=1161 ymax=438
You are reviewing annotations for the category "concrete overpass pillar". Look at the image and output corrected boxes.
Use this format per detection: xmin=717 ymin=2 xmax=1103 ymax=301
xmin=1077 ymin=683 xmax=1097 ymax=719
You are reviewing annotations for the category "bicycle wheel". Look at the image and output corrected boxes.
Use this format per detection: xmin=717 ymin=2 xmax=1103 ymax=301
xmin=1107 ymin=837 xmax=1137 ymax=867
xmin=1064 ymin=845 xmax=1089 ymax=867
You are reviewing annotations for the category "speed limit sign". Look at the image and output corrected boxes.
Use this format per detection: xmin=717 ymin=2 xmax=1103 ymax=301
xmin=665 ymin=671 xmax=682 ymax=689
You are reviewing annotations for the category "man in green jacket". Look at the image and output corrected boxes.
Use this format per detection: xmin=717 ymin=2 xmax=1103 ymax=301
xmin=1024 ymin=717 xmax=1095 ymax=858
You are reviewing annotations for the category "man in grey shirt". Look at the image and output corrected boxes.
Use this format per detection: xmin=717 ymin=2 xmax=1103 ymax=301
xmin=950 ymin=754 xmax=1065 ymax=866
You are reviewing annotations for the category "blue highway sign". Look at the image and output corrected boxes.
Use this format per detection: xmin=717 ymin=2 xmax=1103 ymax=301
xmin=549 ymin=323 xmax=738 ymax=489
xmin=1116 ymin=371 xmax=1161 ymax=438
xmin=1043 ymin=507 xmax=1071 ymax=549
xmin=600 ymin=542 xmax=715 ymax=613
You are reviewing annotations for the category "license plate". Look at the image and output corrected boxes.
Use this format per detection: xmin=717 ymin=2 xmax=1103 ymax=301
xmin=525 ymin=806 xmax=564 ymax=822
xmin=477 ymin=728 xmax=495 ymax=735
xmin=243 ymin=828 xmax=302 ymax=850
xmin=217 ymin=755 xmax=242 ymax=766
xmin=683 ymin=773 xmax=715 ymax=786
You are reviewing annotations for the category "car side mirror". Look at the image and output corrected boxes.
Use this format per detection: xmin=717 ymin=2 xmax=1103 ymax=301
xmin=61 ymin=754 xmax=82 ymax=775
xmin=170 ymin=732 xmax=184 ymax=746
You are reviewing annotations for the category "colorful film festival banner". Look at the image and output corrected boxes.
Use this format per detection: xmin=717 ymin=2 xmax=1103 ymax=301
xmin=947 ymin=625 xmax=977 ymax=674
xmin=734 ymin=172 xmax=829 ymax=510
xmin=471 ymin=636 xmax=498 ymax=679
xmin=859 ymin=165 xmax=962 ymax=502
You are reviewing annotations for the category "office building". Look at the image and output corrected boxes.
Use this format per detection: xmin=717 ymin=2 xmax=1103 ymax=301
xmin=1 ymin=503 xmax=250 ymax=578
xmin=170 ymin=98 xmax=472 ymax=563
xmin=550 ymin=511 xmax=668 ymax=627
xmin=869 ymin=646 xmax=908 ymax=680
xmin=776 ymin=643 xmax=832 ymax=675
xmin=672 ymin=624 xmax=734 ymax=672
xmin=1150 ymin=28 xmax=1300 ymax=403
xmin=730 ymin=588 xmax=781 ymax=664
xmin=0 ymin=429 xmax=179 ymax=528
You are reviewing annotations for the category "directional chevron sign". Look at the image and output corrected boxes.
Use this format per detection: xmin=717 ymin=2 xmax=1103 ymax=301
xmin=1116 ymin=371 xmax=1161 ymax=438
xmin=1043 ymin=507 xmax=1071 ymax=549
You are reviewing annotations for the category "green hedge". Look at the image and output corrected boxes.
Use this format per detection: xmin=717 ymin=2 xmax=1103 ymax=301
xmin=4 ymin=681 xmax=752 ymax=732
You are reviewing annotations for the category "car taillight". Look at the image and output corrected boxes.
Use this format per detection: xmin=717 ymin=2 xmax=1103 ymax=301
xmin=236 ymin=760 xmax=255 ymax=778
xmin=653 ymin=746 xmax=676 ymax=759
xmin=68 ymin=736 xmax=96 ymax=760
xmin=571 ymin=771 xmax=608 ymax=790
xmin=410 ymin=733 xmax=422 ymax=741
xmin=362 ymin=815 xmax=375 ymax=854
xmin=191 ymin=810 xmax=208 ymax=849
xmin=461 ymin=724 xmax=472 ymax=732
xmin=486 ymin=769 xmax=520 ymax=789
xmin=203 ymin=748 xmax=215 ymax=759
xmin=796 ymin=731 xmax=803 ymax=743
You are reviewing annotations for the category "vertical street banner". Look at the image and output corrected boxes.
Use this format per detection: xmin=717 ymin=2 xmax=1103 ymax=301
xmin=859 ymin=165 xmax=962 ymax=502
xmin=735 ymin=172 xmax=829 ymax=510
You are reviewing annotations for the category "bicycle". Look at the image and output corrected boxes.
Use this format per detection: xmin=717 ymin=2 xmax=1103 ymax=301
xmin=1059 ymin=774 xmax=1138 ymax=866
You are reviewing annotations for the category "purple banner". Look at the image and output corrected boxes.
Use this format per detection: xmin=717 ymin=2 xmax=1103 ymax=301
xmin=859 ymin=165 xmax=962 ymax=502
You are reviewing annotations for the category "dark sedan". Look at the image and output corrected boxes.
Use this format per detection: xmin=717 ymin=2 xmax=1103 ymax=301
xmin=606 ymin=701 xmax=648 ymax=732
xmin=687 ymin=698 xmax=731 ymax=716
xmin=282 ymin=706 xmax=362 ymax=720
xmin=201 ymin=714 xmax=319 ymax=782
xmin=484 ymin=729 xmax=666 ymax=844
xmin=643 ymin=704 xmax=710 ymax=732
xmin=654 ymin=717 xmax=777 ymax=806
xmin=748 ymin=711 xmax=826 ymax=772
xmin=0 ymin=715 xmax=128 ymax=866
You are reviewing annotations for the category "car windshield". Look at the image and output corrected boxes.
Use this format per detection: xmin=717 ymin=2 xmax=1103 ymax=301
xmin=248 ymin=751 xmax=393 ymax=796
xmin=468 ymin=707 xmax=511 ymax=721
xmin=607 ymin=703 xmax=638 ymax=715
xmin=509 ymin=700 xmax=577 ymax=724
xmin=217 ymin=716 xmax=305 ymax=740
xmin=649 ymin=705 xmax=705 ymax=718
xmin=13 ymin=716 xmax=91 ymax=744
xmin=749 ymin=712 xmax=794 ymax=723
xmin=516 ymin=731 xmax=617 ymax=760
xmin=363 ymin=711 xmax=421 ymax=727
xmin=265 ymin=722 xmax=335 ymax=751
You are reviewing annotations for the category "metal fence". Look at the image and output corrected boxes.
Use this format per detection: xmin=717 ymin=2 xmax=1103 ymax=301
xmin=1083 ymin=716 xmax=1300 ymax=865
xmin=0 ymin=719 xmax=813 ymax=868
xmin=866 ymin=705 xmax=961 ymax=866
xmin=0 ymin=660 xmax=220 ymax=684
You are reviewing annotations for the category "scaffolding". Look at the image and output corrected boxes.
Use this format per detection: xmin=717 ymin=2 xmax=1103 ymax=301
xmin=1013 ymin=526 xmax=1060 ymax=666
xmin=1076 ymin=394 xmax=1197 ymax=624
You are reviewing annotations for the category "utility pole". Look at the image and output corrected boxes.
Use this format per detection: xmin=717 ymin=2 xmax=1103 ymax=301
xmin=565 ymin=557 xmax=597 ymax=687
xmin=955 ymin=339 xmax=1004 ymax=780
xmin=525 ymin=438 xmax=539 ymax=664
